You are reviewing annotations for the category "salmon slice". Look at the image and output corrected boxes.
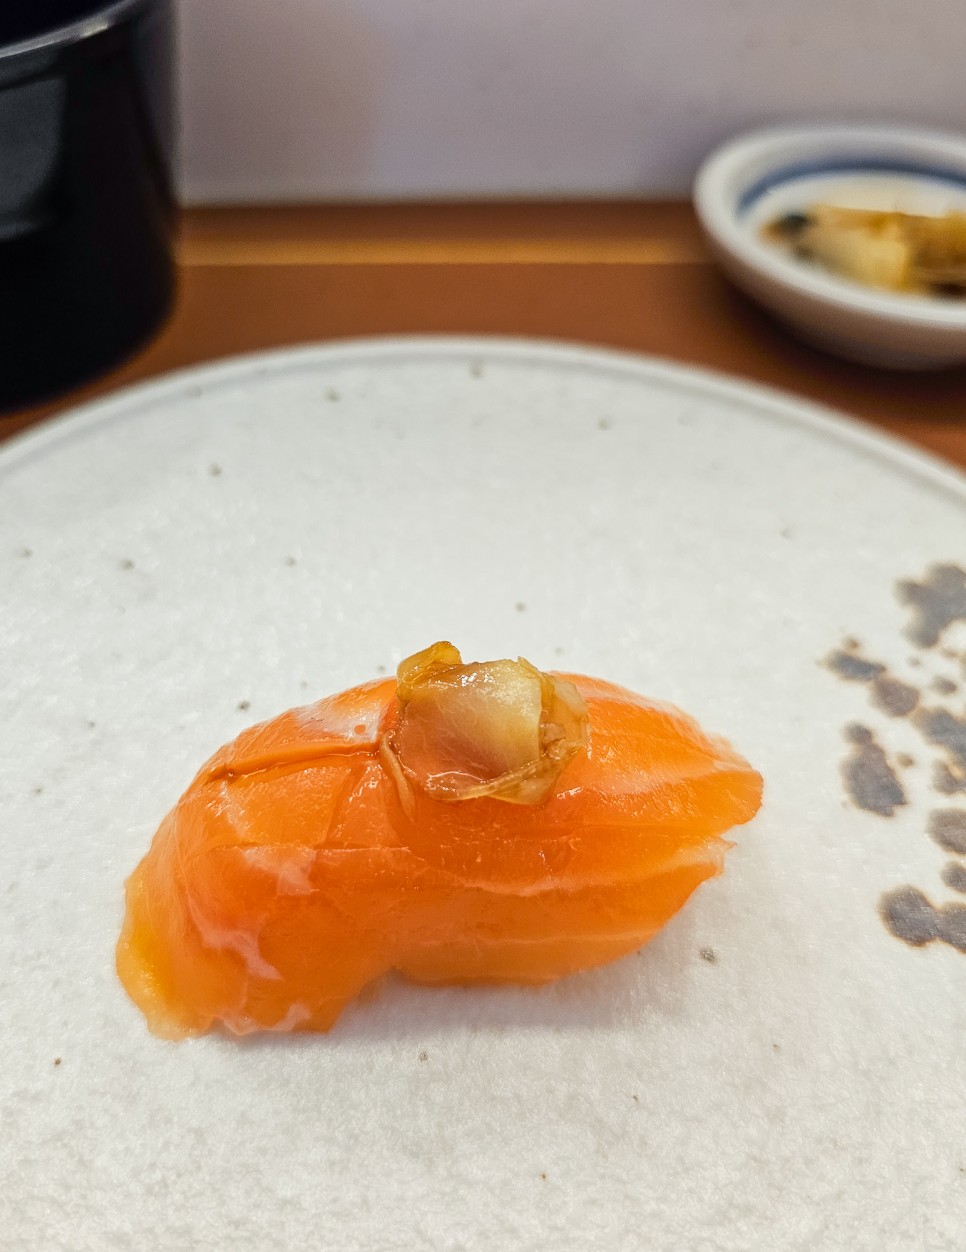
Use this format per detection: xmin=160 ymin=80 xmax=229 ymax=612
xmin=116 ymin=643 xmax=763 ymax=1037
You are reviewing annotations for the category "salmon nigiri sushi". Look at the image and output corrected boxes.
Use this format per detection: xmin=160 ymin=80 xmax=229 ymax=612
xmin=117 ymin=643 xmax=763 ymax=1037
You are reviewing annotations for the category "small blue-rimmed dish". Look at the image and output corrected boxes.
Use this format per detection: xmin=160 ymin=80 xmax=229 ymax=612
xmin=694 ymin=125 xmax=966 ymax=369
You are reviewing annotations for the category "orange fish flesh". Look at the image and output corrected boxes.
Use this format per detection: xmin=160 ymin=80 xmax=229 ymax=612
xmin=116 ymin=643 xmax=763 ymax=1037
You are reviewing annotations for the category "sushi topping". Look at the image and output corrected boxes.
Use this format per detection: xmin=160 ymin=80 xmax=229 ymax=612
xmin=383 ymin=641 xmax=589 ymax=806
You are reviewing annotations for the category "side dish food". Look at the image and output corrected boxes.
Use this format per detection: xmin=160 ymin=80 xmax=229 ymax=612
xmin=764 ymin=205 xmax=966 ymax=298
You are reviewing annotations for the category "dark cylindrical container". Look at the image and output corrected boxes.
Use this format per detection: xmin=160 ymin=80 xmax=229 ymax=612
xmin=0 ymin=1 xmax=176 ymax=412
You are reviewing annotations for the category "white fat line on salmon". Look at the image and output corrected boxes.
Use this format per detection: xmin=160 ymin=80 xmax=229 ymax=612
xmin=182 ymin=887 xmax=283 ymax=981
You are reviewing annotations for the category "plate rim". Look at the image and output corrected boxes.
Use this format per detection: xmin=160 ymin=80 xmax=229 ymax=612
xmin=4 ymin=333 xmax=965 ymax=1247
xmin=2 ymin=335 xmax=964 ymax=504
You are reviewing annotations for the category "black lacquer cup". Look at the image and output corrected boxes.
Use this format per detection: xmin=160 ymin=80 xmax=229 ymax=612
xmin=0 ymin=0 xmax=176 ymax=412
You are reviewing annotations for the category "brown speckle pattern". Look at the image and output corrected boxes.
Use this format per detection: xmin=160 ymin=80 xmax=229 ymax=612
xmin=942 ymin=905 xmax=966 ymax=952
xmin=841 ymin=726 xmax=906 ymax=816
xmin=827 ymin=563 xmax=966 ymax=954
xmin=871 ymin=676 xmax=919 ymax=718
xmin=897 ymin=564 xmax=966 ymax=648
xmin=879 ymin=886 xmax=941 ymax=946
xmin=928 ymin=810 xmax=966 ymax=856
xmin=825 ymin=649 xmax=885 ymax=682
xmin=881 ymin=887 xmax=966 ymax=954
xmin=934 ymin=762 xmax=966 ymax=795
xmin=913 ymin=708 xmax=966 ymax=778
xmin=941 ymin=862 xmax=966 ymax=894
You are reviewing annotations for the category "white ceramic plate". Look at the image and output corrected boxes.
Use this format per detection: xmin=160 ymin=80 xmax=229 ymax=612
xmin=2 ymin=338 xmax=965 ymax=1251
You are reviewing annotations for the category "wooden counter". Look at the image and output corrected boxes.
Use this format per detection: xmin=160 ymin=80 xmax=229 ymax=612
xmin=4 ymin=202 xmax=966 ymax=470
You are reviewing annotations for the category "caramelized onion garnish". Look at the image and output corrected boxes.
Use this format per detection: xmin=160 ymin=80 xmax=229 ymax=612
xmin=382 ymin=641 xmax=589 ymax=807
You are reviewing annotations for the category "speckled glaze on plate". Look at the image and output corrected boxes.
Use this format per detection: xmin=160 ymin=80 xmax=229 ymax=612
xmin=1 ymin=338 xmax=964 ymax=1252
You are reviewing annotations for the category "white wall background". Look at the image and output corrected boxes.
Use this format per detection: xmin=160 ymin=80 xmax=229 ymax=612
xmin=178 ymin=0 xmax=966 ymax=203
